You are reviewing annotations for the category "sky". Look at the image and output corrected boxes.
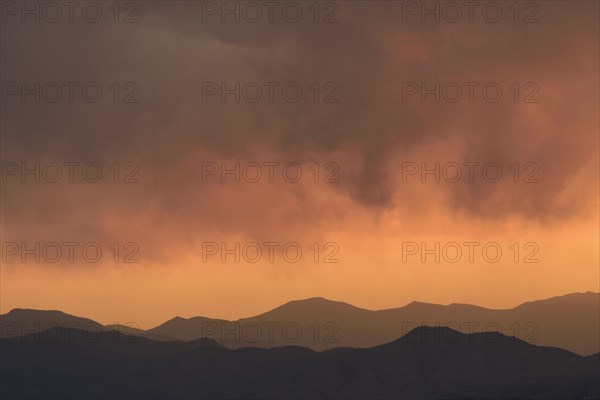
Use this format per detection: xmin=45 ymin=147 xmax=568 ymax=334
xmin=1 ymin=1 xmax=598 ymax=328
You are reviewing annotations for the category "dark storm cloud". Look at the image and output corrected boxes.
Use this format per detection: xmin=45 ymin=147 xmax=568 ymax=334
xmin=1 ymin=0 xmax=598 ymax=224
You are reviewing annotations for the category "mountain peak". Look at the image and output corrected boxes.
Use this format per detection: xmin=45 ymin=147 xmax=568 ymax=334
xmin=247 ymin=296 xmax=370 ymax=321
xmin=7 ymin=308 xmax=67 ymax=315
xmin=515 ymin=291 xmax=600 ymax=309
xmin=287 ymin=297 xmax=341 ymax=306
xmin=276 ymin=296 xmax=366 ymax=312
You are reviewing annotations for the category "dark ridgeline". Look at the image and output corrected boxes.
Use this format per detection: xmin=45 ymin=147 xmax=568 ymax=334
xmin=1 ymin=326 xmax=598 ymax=399
xmin=4 ymin=292 xmax=598 ymax=355
xmin=145 ymin=292 xmax=600 ymax=354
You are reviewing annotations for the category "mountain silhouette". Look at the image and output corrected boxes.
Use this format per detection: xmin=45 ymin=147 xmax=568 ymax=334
xmin=146 ymin=291 xmax=600 ymax=355
xmin=1 ymin=326 xmax=597 ymax=399
xmin=3 ymin=292 xmax=598 ymax=355
xmin=0 ymin=309 xmax=106 ymax=337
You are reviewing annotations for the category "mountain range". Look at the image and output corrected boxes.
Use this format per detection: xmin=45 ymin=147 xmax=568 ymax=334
xmin=1 ymin=325 xmax=598 ymax=399
xmin=2 ymin=291 xmax=598 ymax=355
